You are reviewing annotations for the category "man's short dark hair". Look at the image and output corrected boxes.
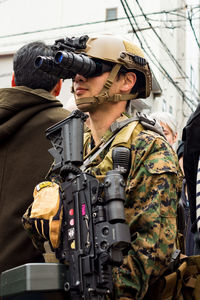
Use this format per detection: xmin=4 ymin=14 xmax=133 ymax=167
xmin=117 ymin=67 xmax=145 ymax=95
xmin=13 ymin=41 xmax=59 ymax=92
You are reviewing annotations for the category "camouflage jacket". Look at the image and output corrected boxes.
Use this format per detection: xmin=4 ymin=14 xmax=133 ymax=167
xmin=83 ymin=116 xmax=182 ymax=300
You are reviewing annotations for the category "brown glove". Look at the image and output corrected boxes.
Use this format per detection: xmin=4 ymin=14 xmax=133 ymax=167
xmin=22 ymin=181 xmax=63 ymax=250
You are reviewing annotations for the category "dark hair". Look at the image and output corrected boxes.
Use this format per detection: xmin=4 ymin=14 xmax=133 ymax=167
xmin=117 ymin=66 xmax=145 ymax=95
xmin=13 ymin=41 xmax=59 ymax=92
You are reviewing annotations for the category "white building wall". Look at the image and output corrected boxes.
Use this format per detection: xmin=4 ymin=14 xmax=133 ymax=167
xmin=0 ymin=0 xmax=199 ymax=144
xmin=0 ymin=55 xmax=13 ymax=88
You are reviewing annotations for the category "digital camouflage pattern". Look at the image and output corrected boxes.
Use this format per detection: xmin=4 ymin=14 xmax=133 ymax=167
xmin=83 ymin=118 xmax=182 ymax=300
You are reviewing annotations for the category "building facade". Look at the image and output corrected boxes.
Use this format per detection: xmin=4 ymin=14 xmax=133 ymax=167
xmin=0 ymin=0 xmax=199 ymax=145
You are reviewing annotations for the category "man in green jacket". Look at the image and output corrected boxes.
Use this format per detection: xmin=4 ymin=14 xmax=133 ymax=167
xmin=0 ymin=41 xmax=69 ymax=275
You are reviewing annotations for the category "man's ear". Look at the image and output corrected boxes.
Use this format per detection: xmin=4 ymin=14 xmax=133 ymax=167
xmin=120 ymin=72 xmax=137 ymax=93
xmin=51 ymin=79 xmax=62 ymax=96
xmin=11 ymin=72 xmax=16 ymax=87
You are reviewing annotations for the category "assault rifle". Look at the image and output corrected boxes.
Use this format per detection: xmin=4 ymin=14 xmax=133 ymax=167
xmin=0 ymin=110 xmax=131 ymax=300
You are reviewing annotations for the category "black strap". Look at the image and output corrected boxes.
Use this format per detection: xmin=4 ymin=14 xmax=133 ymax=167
xmin=80 ymin=128 xmax=125 ymax=172
xmin=111 ymin=112 xmax=165 ymax=138
xmin=80 ymin=113 xmax=165 ymax=172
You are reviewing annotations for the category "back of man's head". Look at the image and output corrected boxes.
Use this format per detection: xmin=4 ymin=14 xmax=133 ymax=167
xmin=13 ymin=41 xmax=59 ymax=92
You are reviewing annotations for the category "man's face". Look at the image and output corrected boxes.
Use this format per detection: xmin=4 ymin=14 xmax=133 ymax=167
xmin=160 ymin=121 xmax=177 ymax=146
xmin=73 ymin=72 xmax=110 ymax=100
xmin=73 ymin=71 xmax=125 ymax=111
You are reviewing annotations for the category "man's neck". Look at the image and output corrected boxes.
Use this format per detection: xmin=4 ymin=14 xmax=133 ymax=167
xmin=88 ymin=102 xmax=127 ymax=145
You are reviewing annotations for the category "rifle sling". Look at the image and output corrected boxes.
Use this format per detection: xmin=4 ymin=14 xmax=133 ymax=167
xmin=80 ymin=113 xmax=164 ymax=172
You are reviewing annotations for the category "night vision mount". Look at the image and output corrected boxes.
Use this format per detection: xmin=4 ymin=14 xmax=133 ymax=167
xmin=52 ymin=35 xmax=89 ymax=52
xmin=34 ymin=35 xmax=112 ymax=80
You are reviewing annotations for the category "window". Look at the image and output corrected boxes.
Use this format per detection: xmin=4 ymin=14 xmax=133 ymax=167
xmin=106 ymin=7 xmax=117 ymax=21
xmin=162 ymin=99 xmax=167 ymax=112
xmin=169 ymin=105 xmax=173 ymax=114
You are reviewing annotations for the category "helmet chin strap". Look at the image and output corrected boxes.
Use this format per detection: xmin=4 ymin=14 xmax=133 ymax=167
xmin=73 ymin=64 xmax=138 ymax=111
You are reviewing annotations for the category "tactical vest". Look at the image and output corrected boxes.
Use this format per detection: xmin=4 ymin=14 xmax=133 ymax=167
xmin=83 ymin=120 xmax=141 ymax=182
xmin=145 ymin=254 xmax=200 ymax=300
xmin=82 ymin=113 xmax=167 ymax=180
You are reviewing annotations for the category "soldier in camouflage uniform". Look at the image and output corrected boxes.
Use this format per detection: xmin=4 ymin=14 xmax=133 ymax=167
xmin=71 ymin=35 xmax=182 ymax=299
xmin=23 ymin=34 xmax=182 ymax=299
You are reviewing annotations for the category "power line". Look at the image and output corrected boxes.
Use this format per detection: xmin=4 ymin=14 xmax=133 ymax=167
xmin=141 ymin=4 xmax=198 ymax=18
xmin=120 ymin=0 xmax=197 ymax=112
xmin=120 ymin=0 xmax=144 ymax=48
xmin=0 ymin=4 xmax=199 ymax=39
xmin=187 ymin=10 xmax=200 ymax=50
xmin=134 ymin=0 xmax=200 ymax=100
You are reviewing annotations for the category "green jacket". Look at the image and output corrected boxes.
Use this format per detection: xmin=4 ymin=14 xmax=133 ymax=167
xmin=0 ymin=86 xmax=69 ymax=275
xmin=83 ymin=116 xmax=182 ymax=300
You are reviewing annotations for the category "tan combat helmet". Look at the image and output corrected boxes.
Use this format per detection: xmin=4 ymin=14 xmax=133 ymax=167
xmin=74 ymin=34 xmax=152 ymax=111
